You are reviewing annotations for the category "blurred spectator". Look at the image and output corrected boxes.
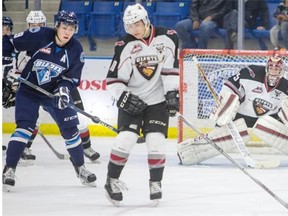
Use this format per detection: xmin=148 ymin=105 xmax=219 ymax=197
xmin=175 ymin=0 xmax=231 ymax=49
xmin=224 ymin=0 xmax=269 ymax=50
xmin=270 ymin=0 xmax=288 ymax=50
xmin=3 ymin=0 xmax=7 ymax=11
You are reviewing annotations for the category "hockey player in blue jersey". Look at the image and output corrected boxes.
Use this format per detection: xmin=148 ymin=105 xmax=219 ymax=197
xmin=2 ymin=10 xmax=100 ymax=164
xmin=2 ymin=11 xmax=96 ymax=191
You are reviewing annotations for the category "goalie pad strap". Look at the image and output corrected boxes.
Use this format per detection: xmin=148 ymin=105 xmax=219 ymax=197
xmin=253 ymin=116 xmax=288 ymax=155
xmin=178 ymin=118 xmax=250 ymax=165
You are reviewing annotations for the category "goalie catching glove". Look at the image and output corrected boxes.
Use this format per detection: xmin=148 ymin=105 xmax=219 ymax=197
xmin=53 ymin=86 xmax=70 ymax=110
xmin=210 ymin=86 xmax=240 ymax=126
xmin=165 ymin=90 xmax=179 ymax=117
xmin=117 ymin=91 xmax=148 ymax=115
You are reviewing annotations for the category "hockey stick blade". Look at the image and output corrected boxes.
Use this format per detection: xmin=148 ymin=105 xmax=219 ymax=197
xmin=227 ymin=122 xmax=280 ymax=169
xmin=38 ymin=131 xmax=70 ymax=160
xmin=177 ymin=112 xmax=288 ymax=210
xmin=17 ymin=77 xmax=119 ymax=133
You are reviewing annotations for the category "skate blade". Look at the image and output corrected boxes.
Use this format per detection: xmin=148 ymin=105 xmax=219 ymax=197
xmin=151 ymin=199 xmax=160 ymax=207
xmin=88 ymin=158 xmax=101 ymax=164
xmin=3 ymin=184 xmax=13 ymax=192
xmin=80 ymin=180 xmax=97 ymax=187
xmin=18 ymin=159 xmax=34 ymax=167
xmin=105 ymin=192 xmax=121 ymax=207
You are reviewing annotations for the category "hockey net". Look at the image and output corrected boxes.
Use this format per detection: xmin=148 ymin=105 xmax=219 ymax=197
xmin=178 ymin=49 xmax=288 ymax=152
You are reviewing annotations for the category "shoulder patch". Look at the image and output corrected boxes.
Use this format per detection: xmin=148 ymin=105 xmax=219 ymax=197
xmin=115 ymin=40 xmax=125 ymax=46
xmin=167 ymin=30 xmax=177 ymax=35
xmin=14 ymin=32 xmax=24 ymax=39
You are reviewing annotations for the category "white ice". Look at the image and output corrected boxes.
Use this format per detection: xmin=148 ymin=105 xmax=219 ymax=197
xmin=2 ymin=134 xmax=288 ymax=216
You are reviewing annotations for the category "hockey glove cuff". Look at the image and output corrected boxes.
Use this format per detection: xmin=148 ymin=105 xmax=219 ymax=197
xmin=53 ymin=86 xmax=70 ymax=110
xmin=117 ymin=91 xmax=148 ymax=116
xmin=165 ymin=90 xmax=179 ymax=117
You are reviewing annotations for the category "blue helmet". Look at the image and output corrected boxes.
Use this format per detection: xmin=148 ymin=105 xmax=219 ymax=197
xmin=55 ymin=10 xmax=78 ymax=33
xmin=2 ymin=16 xmax=13 ymax=31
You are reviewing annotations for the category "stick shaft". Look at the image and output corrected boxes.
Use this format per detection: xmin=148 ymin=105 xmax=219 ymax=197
xmin=18 ymin=77 xmax=119 ymax=133
xmin=177 ymin=112 xmax=288 ymax=209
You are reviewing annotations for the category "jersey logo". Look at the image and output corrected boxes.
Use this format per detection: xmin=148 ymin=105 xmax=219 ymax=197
xmin=131 ymin=43 xmax=142 ymax=54
xmin=60 ymin=55 xmax=66 ymax=63
xmin=135 ymin=55 xmax=158 ymax=80
xmin=252 ymin=86 xmax=263 ymax=93
xmin=253 ymin=98 xmax=273 ymax=116
xmin=33 ymin=59 xmax=65 ymax=85
xmin=39 ymin=48 xmax=51 ymax=54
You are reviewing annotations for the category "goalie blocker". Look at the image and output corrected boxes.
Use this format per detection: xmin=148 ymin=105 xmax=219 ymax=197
xmin=177 ymin=118 xmax=250 ymax=165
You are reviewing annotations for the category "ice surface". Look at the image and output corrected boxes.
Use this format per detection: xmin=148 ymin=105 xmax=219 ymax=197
xmin=2 ymin=135 xmax=288 ymax=216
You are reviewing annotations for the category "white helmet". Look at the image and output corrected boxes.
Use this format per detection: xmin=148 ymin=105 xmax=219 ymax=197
xmin=123 ymin=3 xmax=150 ymax=35
xmin=26 ymin=10 xmax=47 ymax=26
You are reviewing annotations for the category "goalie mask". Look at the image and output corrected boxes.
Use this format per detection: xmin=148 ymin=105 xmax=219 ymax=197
xmin=265 ymin=55 xmax=284 ymax=87
xmin=26 ymin=10 xmax=47 ymax=27
xmin=123 ymin=3 xmax=150 ymax=37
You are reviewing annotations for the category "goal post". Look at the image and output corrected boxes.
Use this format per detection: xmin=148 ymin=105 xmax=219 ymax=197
xmin=178 ymin=49 xmax=288 ymax=146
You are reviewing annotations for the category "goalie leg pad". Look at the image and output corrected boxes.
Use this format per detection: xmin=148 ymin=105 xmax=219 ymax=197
xmin=177 ymin=118 xmax=250 ymax=165
xmin=278 ymin=97 xmax=288 ymax=127
xmin=253 ymin=116 xmax=288 ymax=155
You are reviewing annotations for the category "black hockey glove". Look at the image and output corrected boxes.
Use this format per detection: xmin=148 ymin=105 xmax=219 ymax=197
xmin=165 ymin=90 xmax=179 ymax=117
xmin=117 ymin=91 xmax=148 ymax=116
xmin=2 ymin=78 xmax=16 ymax=109
xmin=53 ymin=86 xmax=70 ymax=110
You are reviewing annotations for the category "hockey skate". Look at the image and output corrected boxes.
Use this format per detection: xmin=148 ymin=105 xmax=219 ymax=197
xmin=3 ymin=166 xmax=16 ymax=192
xmin=84 ymin=147 xmax=100 ymax=163
xmin=104 ymin=176 xmax=128 ymax=207
xmin=18 ymin=147 xmax=36 ymax=166
xmin=149 ymin=181 xmax=162 ymax=206
xmin=74 ymin=165 xmax=96 ymax=187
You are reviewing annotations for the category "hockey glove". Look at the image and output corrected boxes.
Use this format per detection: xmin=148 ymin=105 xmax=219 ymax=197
xmin=165 ymin=90 xmax=179 ymax=117
xmin=117 ymin=91 xmax=148 ymax=115
xmin=2 ymin=78 xmax=16 ymax=108
xmin=53 ymin=86 xmax=70 ymax=110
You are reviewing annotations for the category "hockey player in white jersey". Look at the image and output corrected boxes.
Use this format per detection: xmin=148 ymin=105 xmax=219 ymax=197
xmin=178 ymin=54 xmax=288 ymax=165
xmin=3 ymin=10 xmax=100 ymax=164
xmin=104 ymin=3 xmax=179 ymax=206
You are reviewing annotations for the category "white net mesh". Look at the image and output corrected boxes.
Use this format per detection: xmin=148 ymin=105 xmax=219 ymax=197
xmin=179 ymin=49 xmax=288 ymax=147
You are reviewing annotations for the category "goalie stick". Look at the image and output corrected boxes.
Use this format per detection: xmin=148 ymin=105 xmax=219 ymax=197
xmin=17 ymin=76 xmax=119 ymax=134
xmin=38 ymin=131 xmax=70 ymax=160
xmin=192 ymin=56 xmax=280 ymax=169
xmin=177 ymin=112 xmax=288 ymax=210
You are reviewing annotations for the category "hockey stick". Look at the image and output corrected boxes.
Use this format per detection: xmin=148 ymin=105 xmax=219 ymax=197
xmin=177 ymin=112 xmax=288 ymax=210
xmin=17 ymin=77 xmax=119 ymax=133
xmin=192 ymin=57 xmax=279 ymax=169
xmin=38 ymin=130 xmax=70 ymax=160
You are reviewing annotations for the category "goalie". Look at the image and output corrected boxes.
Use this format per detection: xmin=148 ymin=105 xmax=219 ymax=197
xmin=178 ymin=55 xmax=288 ymax=165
